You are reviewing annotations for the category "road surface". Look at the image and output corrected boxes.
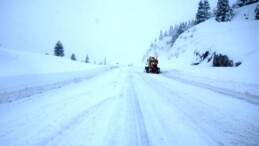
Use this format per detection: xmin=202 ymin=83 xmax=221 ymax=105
xmin=0 ymin=67 xmax=259 ymax=146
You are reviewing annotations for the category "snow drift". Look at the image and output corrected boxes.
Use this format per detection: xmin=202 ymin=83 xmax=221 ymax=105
xmin=0 ymin=47 xmax=114 ymax=102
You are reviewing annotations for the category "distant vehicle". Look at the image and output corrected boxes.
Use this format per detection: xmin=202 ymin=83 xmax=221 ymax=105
xmin=145 ymin=56 xmax=160 ymax=74
xmin=128 ymin=64 xmax=133 ymax=67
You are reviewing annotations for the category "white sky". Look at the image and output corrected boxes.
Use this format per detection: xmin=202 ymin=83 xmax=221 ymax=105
xmin=0 ymin=0 xmax=235 ymax=64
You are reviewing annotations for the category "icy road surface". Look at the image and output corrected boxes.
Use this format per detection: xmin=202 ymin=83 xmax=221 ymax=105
xmin=0 ymin=67 xmax=259 ymax=146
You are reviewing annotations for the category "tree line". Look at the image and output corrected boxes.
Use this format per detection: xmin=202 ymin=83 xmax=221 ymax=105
xmin=53 ymin=40 xmax=107 ymax=65
xmin=156 ymin=0 xmax=258 ymax=48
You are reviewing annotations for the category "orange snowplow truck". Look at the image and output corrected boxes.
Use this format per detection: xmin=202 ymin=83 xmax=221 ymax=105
xmin=145 ymin=56 xmax=160 ymax=74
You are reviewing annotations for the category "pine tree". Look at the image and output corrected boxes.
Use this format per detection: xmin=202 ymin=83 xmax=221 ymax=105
xmin=204 ymin=0 xmax=211 ymax=19
xmin=169 ymin=25 xmax=174 ymax=36
xmin=195 ymin=0 xmax=206 ymax=24
xmin=236 ymin=0 xmax=258 ymax=7
xmin=164 ymin=31 xmax=168 ymax=37
xmin=189 ymin=20 xmax=196 ymax=28
xmin=236 ymin=0 xmax=246 ymax=7
xmin=212 ymin=8 xmax=217 ymax=17
xmin=54 ymin=40 xmax=64 ymax=57
xmin=85 ymin=55 xmax=89 ymax=63
xmin=71 ymin=53 xmax=76 ymax=61
xmin=171 ymin=34 xmax=178 ymax=46
xmin=159 ymin=30 xmax=163 ymax=40
xmin=177 ymin=22 xmax=186 ymax=35
xmin=103 ymin=58 xmax=107 ymax=65
xmin=171 ymin=22 xmax=186 ymax=46
xmin=255 ymin=4 xmax=259 ymax=20
xmin=246 ymin=0 xmax=258 ymax=5
xmin=215 ymin=0 xmax=233 ymax=22
xmin=150 ymin=42 xmax=154 ymax=48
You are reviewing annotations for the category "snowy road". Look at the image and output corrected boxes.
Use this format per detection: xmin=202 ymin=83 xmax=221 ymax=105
xmin=0 ymin=67 xmax=259 ymax=146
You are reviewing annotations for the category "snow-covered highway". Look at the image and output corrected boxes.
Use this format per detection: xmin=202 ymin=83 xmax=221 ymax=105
xmin=0 ymin=66 xmax=259 ymax=146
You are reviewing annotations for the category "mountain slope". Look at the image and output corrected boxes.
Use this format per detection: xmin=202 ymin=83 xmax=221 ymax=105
xmin=144 ymin=3 xmax=259 ymax=68
xmin=142 ymin=3 xmax=259 ymax=96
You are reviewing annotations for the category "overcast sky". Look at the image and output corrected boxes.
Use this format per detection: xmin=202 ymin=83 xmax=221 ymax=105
xmin=0 ymin=0 xmax=235 ymax=64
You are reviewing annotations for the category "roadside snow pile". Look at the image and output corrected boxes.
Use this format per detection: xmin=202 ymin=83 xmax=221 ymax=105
xmin=142 ymin=3 xmax=259 ymax=97
xmin=0 ymin=47 xmax=101 ymax=76
xmin=0 ymin=47 xmax=114 ymax=103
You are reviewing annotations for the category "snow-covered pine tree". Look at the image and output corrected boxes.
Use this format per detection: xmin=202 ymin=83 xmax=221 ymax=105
xmin=85 ymin=55 xmax=89 ymax=63
xmin=178 ymin=22 xmax=186 ymax=35
xmin=159 ymin=30 xmax=163 ymax=40
xmin=169 ymin=25 xmax=174 ymax=36
xmin=170 ymin=24 xmax=178 ymax=37
xmin=103 ymin=58 xmax=107 ymax=65
xmin=190 ymin=20 xmax=196 ymax=28
xmin=195 ymin=0 xmax=206 ymax=24
xmin=236 ymin=0 xmax=246 ymax=7
xmin=212 ymin=8 xmax=217 ymax=17
xmin=204 ymin=0 xmax=211 ymax=19
xmin=188 ymin=20 xmax=194 ymax=28
xmin=215 ymin=0 xmax=233 ymax=22
xmin=71 ymin=53 xmax=76 ymax=61
xmin=236 ymin=0 xmax=258 ymax=7
xmin=228 ymin=4 xmax=235 ymax=20
xmin=164 ymin=31 xmax=168 ymax=37
xmin=255 ymin=4 xmax=259 ymax=20
xmin=150 ymin=42 xmax=154 ymax=48
xmin=246 ymin=0 xmax=259 ymax=5
xmin=54 ymin=40 xmax=65 ymax=57
xmin=171 ymin=34 xmax=177 ymax=46
xmin=183 ymin=21 xmax=188 ymax=29
xmin=170 ymin=22 xmax=186 ymax=46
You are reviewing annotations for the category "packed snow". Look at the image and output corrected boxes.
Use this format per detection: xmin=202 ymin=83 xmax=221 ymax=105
xmin=0 ymin=65 xmax=259 ymax=145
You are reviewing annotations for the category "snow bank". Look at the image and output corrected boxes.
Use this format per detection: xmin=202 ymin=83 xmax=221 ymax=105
xmin=0 ymin=47 xmax=103 ymax=76
xmin=0 ymin=47 xmax=115 ymax=102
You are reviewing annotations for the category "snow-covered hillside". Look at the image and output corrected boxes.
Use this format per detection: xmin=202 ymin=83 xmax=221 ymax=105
xmin=0 ymin=47 xmax=114 ymax=102
xmin=143 ymin=3 xmax=259 ymax=94
xmin=0 ymin=47 xmax=105 ymax=76
xmin=144 ymin=3 xmax=259 ymax=67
